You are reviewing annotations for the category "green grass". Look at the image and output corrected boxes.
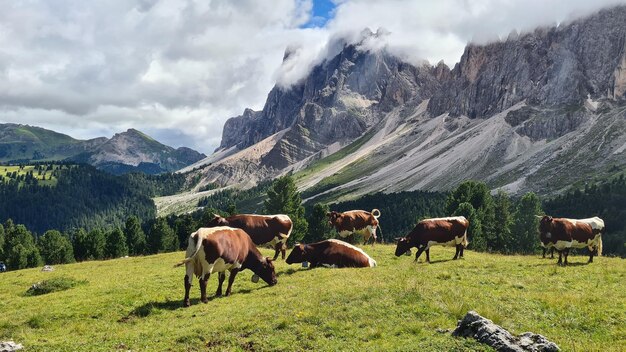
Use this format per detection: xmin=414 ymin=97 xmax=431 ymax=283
xmin=0 ymin=246 xmax=624 ymax=351
xmin=293 ymin=127 xmax=377 ymax=182
xmin=25 ymin=277 xmax=88 ymax=296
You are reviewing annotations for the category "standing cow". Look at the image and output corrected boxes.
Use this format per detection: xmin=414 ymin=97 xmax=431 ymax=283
xmin=327 ymin=209 xmax=381 ymax=245
xmin=175 ymin=227 xmax=277 ymax=307
xmin=537 ymin=216 xmax=604 ymax=265
xmin=207 ymin=214 xmax=293 ymax=260
xmin=286 ymin=239 xmax=377 ymax=268
xmin=394 ymin=216 xmax=469 ymax=263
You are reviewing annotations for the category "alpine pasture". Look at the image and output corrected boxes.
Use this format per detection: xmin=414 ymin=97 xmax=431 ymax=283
xmin=0 ymin=246 xmax=624 ymax=351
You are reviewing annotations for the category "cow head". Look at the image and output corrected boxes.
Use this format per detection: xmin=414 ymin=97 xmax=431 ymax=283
xmin=206 ymin=214 xmax=229 ymax=227
xmin=394 ymin=237 xmax=411 ymax=257
xmin=326 ymin=211 xmax=340 ymax=227
xmin=285 ymin=244 xmax=307 ymax=264
xmin=257 ymin=257 xmax=277 ymax=286
xmin=537 ymin=215 xmax=554 ymax=244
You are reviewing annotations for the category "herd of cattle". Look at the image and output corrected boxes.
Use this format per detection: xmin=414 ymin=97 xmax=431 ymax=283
xmin=176 ymin=210 xmax=605 ymax=306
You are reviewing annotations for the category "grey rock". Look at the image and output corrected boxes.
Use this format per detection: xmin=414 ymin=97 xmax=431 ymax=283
xmin=41 ymin=265 xmax=54 ymax=272
xmin=0 ymin=341 xmax=23 ymax=352
xmin=453 ymin=311 xmax=560 ymax=352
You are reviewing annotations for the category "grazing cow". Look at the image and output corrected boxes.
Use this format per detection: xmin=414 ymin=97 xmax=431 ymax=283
xmin=207 ymin=214 xmax=293 ymax=260
xmin=394 ymin=216 xmax=469 ymax=263
xmin=286 ymin=239 xmax=376 ymax=268
xmin=327 ymin=209 xmax=381 ymax=245
xmin=537 ymin=216 xmax=604 ymax=265
xmin=175 ymin=227 xmax=277 ymax=307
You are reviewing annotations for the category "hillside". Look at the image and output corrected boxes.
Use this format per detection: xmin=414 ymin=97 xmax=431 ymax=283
xmin=0 ymin=124 xmax=206 ymax=174
xmin=179 ymin=6 xmax=626 ymax=206
xmin=0 ymin=246 xmax=624 ymax=351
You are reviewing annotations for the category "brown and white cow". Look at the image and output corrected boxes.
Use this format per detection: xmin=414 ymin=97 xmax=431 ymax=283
xmin=286 ymin=239 xmax=377 ymax=268
xmin=175 ymin=227 xmax=277 ymax=307
xmin=537 ymin=216 xmax=604 ymax=265
xmin=394 ymin=216 xmax=469 ymax=263
xmin=207 ymin=214 xmax=293 ymax=260
xmin=327 ymin=209 xmax=381 ymax=245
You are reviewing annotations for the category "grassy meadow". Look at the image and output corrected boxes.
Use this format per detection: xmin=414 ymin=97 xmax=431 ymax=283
xmin=0 ymin=165 xmax=60 ymax=186
xmin=0 ymin=245 xmax=624 ymax=351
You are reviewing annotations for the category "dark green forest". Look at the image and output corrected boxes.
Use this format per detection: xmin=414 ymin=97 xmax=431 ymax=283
xmin=0 ymin=165 xmax=156 ymax=233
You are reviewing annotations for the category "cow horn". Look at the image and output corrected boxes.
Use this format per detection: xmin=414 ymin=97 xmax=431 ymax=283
xmin=212 ymin=213 xmax=220 ymax=218
xmin=265 ymin=257 xmax=274 ymax=262
xmin=535 ymin=215 xmax=543 ymax=219
xmin=394 ymin=237 xmax=403 ymax=242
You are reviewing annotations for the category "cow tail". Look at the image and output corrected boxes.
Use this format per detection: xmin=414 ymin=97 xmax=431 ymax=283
xmin=461 ymin=229 xmax=469 ymax=248
xmin=371 ymin=209 xmax=381 ymax=219
xmin=174 ymin=232 xmax=202 ymax=268
xmin=597 ymin=236 xmax=603 ymax=257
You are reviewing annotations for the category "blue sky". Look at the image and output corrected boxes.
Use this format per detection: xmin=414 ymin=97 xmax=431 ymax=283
xmin=303 ymin=0 xmax=337 ymax=28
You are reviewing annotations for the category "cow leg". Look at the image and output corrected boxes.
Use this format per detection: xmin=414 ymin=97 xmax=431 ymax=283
xmin=281 ymin=242 xmax=287 ymax=260
xmin=183 ymin=274 xmax=192 ymax=307
xmin=425 ymin=248 xmax=431 ymax=263
xmin=460 ymin=246 xmax=465 ymax=258
xmin=216 ymin=272 xmax=225 ymax=297
xmin=414 ymin=246 xmax=426 ymax=262
xmin=557 ymin=250 xmax=563 ymax=265
xmin=542 ymin=247 xmax=546 ymax=258
xmin=550 ymin=248 xmax=554 ymax=259
xmin=453 ymin=245 xmax=460 ymax=260
xmin=225 ymin=269 xmax=239 ymax=296
xmin=273 ymin=242 xmax=281 ymax=261
xmin=199 ymin=274 xmax=210 ymax=303
xmin=563 ymin=248 xmax=570 ymax=266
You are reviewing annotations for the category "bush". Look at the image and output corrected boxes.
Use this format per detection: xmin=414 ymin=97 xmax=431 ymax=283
xmin=25 ymin=277 xmax=87 ymax=296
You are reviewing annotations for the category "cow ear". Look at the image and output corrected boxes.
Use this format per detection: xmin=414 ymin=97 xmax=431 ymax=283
xmin=265 ymin=257 xmax=274 ymax=263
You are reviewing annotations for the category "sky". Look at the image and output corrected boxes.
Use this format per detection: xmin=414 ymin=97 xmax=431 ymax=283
xmin=1 ymin=0 xmax=625 ymax=154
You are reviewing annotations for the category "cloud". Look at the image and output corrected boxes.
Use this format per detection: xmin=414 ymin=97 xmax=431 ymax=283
xmin=0 ymin=0 xmax=624 ymax=153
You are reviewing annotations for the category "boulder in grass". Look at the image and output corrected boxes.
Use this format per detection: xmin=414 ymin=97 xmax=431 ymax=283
xmin=0 ymin=341 xmax=23 ymax=352
xmin=41 ymin=265 xmax=54 ymax=272
xmin=452 ymin=311 xmax=560 ymax=352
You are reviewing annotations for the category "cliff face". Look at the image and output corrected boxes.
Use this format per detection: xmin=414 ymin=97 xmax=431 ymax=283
xmin=428 ymin=6 xmax=626 ymax=119
xmin=185 ymin=6 xmax=626 ymax=198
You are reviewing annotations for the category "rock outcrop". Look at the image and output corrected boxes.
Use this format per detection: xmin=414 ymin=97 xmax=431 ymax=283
xmin=453 ymin=311 xmax=560 ymax=352
xmin=185 ymin=6 xmax=626 ymax=199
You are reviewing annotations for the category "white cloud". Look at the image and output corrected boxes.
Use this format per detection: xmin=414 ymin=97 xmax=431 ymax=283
xmin=0 ymin=0 xmax=624 ymax=153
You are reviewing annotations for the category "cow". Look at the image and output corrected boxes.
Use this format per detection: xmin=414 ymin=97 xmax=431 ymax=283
xmin=175 ymin=227 xmax=277 ymax=307
xmin=394 ymin=216 xmax=469 ymax=263
xmin=286 ymin=239 xmax=377 ymax=268
xmin=327 ymin=209 xmax=381 ymax=245
xmin=207 ymin=214 xmax=293 ymax=260
xmin=537 ymin=216 xmax=604 ymax=265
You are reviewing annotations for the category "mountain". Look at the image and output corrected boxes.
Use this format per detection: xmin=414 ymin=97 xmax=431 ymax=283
xmin=0 ymin=124 xmax=206 ymax=174
xmin=184 ymin=6 xmax=626 ymax=205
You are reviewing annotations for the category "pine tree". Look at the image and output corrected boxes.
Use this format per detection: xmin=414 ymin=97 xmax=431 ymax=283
xmin=306 ymin=203 xmax=332 ymax=242
xmin=453 ymin=202 xmax=485 ymax=251
xmin=38 ymin=230 xmax=75 ymax=264
xmin=174 ymin=214 xmax=196 ymax=250
xmin=72 ymin=228 xmax=90 ymax=261
xmin=86 ymin=229 xmax=106 ymax=260
xmin=446 ymin=181 xmax=495 ymax=252
xmin=0 ymin=223 xmax=5 ymax=261
xmin=124 ymin=216 xmax=147 ymax=255
xmin=492 ymin=190 xmax=513 ymax=253
xmin=4 ymin=221 xmax=42 ymax=270
xmin=106 ymin=228 xmax=128 ymax=258
xmin=264 ymin=175 xmax=308 ymax=244
xmin=513 ymin=192 xmax=543 ymax=254
xmin=148 ymin=217 xmax=178 ymax=253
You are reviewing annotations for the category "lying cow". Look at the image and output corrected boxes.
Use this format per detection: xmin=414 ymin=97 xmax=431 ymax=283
xmin=175 ymin=227 xmax=277 ymax=307
xmin=327 ymin=209 xmax=381 ymax=245
xmin=207 ymin=214 xmax=293 ymax=260
xmin=538 ymin=216 xmax=604 ymax=265
xmin=286 ymin=239 xmax=377 ymax=268
xmin=394 ymin=216 xmax=469 ymax=263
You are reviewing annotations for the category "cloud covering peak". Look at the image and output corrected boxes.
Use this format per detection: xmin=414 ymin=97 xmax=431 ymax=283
xmin=0 ymin=0 xmax=624 ymax=153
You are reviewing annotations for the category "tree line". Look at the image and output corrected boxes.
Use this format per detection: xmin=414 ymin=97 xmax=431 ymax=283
xmin=2 ymin=173 xmax=624 ymax=271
